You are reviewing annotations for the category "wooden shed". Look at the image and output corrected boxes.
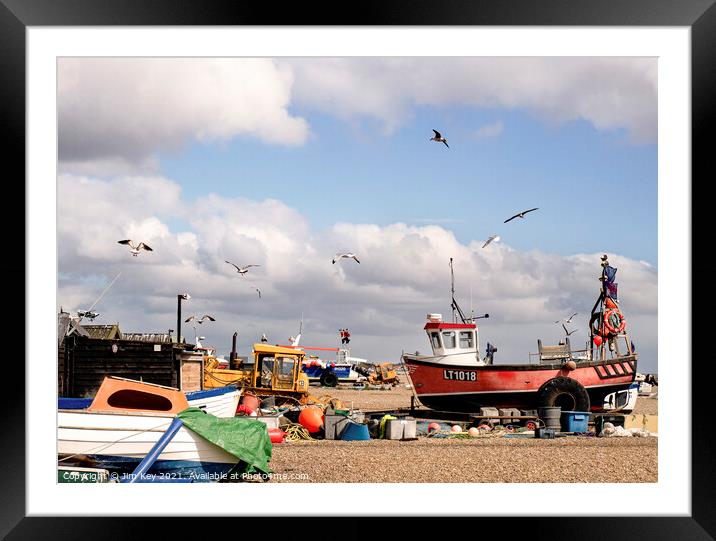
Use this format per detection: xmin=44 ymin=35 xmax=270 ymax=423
xmin=60 ymin=334 xmax=204 ymax=398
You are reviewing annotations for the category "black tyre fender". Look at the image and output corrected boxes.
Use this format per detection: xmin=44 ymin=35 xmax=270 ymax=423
xmin=320 ymin=371 xmax=338 ymax=387
xmin=537 ymin=376 xmax=591 ymax=412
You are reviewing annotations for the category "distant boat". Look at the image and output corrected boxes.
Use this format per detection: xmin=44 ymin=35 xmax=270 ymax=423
xmin=58 ymin=377 xmax=243 ymax=480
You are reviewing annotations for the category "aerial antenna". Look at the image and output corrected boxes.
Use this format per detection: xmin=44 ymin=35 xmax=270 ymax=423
xmin=66 ymin=271 xmax=122 ymax=337
xmin=79 ymin=271 xmax=122 ymax=323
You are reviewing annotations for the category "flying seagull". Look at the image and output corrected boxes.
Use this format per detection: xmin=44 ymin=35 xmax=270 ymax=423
xmin=504 ymin=208 xmax=539 ymax=223
xmin=118 ymin=239 xmax=153 ymax=257
xmin=555 ymin=312 xmax=578 ymax=324
xmin=77 ymin=310 xmax=99 ymax=321
xmin=482 ymin=235 xmax=501 ymax=248
xmin=333 ymin=253 xmax=360 ymax=264
xmin=185 ymin=314 xmax=216 ymax=324
xmin=430 ymin=129 xmax=449 ymax=148
xmin=225 ymin=261 xmax=261 ymax=276
xmin=254 ymin=288 xmax=262 ymax=299
xmin=562 ymin=323 xmax=578 ymax=337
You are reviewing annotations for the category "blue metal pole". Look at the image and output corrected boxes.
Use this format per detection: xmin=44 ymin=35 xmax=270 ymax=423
xmin=124 ymin=417 xmax=184 ymax=483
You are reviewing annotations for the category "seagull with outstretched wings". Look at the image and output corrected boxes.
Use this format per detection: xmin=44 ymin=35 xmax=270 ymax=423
xmin=430 ymin=129 xmax=449 ymax=148
xmin=333 ymin=253 xmax=360 ymax=265
xmin=118 ymin=239 xmax=153 ymax=257
xmin=482 ymin=235 xmax=500 ymax=248
xmin=225 ymin=261 xmax=260 ymax=276
xmin=185 ymin=314 xmax=216 ymax=324
xmin=555 ymin=313 xmax=578 ymax=324
xmin=504 ymin=208 xmax=539 ymax=223
xmin=562 ymin=323 xmax=578 ymax=336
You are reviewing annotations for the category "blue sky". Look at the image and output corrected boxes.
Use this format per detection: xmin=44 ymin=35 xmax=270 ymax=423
xmin=57 ymin=57 xmax=659 ymax=372
xmin=160 ymin=106 xmax=657 ymax=265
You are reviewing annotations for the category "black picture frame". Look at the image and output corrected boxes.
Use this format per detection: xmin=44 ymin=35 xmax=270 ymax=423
xmin=3 ymin=1 xmax=709 ymax=538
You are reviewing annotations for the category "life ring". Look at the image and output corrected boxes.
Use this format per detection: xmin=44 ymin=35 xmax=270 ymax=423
xmin=604 ymin=308 xmax=626 ymax=334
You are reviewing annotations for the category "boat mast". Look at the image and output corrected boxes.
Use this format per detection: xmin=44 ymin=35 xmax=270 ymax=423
xmin=450 ymin=258 xmax=456 ymax=323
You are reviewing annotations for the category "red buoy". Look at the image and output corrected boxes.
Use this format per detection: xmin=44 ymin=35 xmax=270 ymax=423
xmin=593 ymin=335 xmax=603 ymax=346
xmin=268 ymin=428 xmax=286 ymax=443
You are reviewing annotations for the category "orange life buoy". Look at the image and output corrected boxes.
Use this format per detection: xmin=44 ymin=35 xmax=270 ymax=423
xmin=603 ymin=308 xmax=626 ymax=334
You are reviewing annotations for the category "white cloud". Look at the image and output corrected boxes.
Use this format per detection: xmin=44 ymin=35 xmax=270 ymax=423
xmin=58 ymin=173 xmax=658 ymax=372
xmin=286 ymin=57 xmax=656 ymax=143
xmin=58 ymin=58 xmax=309 ymax=173
xmin=58 ymin=57 xmax=656 ymax=175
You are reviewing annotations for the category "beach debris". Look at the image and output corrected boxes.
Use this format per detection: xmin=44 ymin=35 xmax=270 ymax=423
xmin=482 ymin=235 xmax=500 ymax=248
xmin=332 ymin=252 xmax=360 ymax=265
xmin=503 ymin=207 xmax=539 ymax=223
xmin=117 ymin=239 xmax=153 ymax=257
xmin=599 ymin=422 xmax=651 ymax=438
xmin=225 ymin=261 xmax=260 ymax=276
xmin=430 ymin=129 xmax=449 ymax=148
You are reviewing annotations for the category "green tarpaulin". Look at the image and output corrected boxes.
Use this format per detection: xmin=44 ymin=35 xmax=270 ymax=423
xmin=178 ymin=408 xmax=272 ymax=475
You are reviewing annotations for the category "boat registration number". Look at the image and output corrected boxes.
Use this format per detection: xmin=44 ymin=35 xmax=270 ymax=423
xmin=443 ymin=369 xmax=477 ymax=381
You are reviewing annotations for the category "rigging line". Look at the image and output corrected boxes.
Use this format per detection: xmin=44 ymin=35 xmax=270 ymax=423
xmin=86 ymin=271 xmax=122 ymax=314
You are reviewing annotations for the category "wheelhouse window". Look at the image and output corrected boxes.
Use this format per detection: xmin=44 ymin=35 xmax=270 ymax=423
xmin=430 ymin=332 xmax=441 ymax=349
xmin=459 ymin=331 xmax=474 ymax=349
xmin=442 ymin=331 xmax=456 ymax=349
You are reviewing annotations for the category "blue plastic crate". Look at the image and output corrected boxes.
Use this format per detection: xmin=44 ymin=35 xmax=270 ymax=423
xmin=560 ymin=411 xmax=590 ymax=433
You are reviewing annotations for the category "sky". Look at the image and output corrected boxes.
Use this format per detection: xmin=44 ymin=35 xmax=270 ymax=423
xmin=57 ymin=57 xmax=658 ymax=373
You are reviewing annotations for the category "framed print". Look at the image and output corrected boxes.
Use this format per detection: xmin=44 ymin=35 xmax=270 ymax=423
xmin=3 ymin=0 xmax=711 ymax=538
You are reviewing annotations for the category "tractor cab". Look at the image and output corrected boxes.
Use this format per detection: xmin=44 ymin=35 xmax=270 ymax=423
xmin=251 ymin=343 xmax=310 ymax=396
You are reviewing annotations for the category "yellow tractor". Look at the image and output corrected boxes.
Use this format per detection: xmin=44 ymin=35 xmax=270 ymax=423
xmin=204 ymin=343 xmax=311 ymax=404
xmin=367 ymin=362 xmax=400 ymax=386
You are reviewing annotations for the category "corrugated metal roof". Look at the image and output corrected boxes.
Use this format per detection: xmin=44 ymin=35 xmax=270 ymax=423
xmin=121 ymin=332 xmax=174 ymax=343
xmin=82 ymin=324 xmax=122 ymax=340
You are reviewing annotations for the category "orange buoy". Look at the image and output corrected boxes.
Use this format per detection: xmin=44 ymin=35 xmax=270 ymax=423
xmin=298 ymin=406 xmax=324 ymax=433
xmin=467 ymin=427 xmax=480 ymax=437
xmin=428 ymin=422 xmax=440 ymax=432
xmin=564 ymin=360 xmax=577 ymax=371
xmin=593 ymin=335 xmax=603 ymax=346
xmin=451 ymin=425 xmax=463 ymax=433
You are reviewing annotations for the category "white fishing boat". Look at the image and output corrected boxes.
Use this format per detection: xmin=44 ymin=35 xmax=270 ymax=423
xmin=58 ymin=409 xmax=240 ymax=479
xmin=57 ymin=377 xmax=243 ymax=480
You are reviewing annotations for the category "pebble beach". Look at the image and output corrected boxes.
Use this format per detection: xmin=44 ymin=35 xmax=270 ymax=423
xmin=268 ymin=385 xmax=658 ymax=483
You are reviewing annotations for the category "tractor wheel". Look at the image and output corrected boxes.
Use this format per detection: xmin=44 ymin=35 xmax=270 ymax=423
xmin=320 ymin=372 xmax=338 ymax=387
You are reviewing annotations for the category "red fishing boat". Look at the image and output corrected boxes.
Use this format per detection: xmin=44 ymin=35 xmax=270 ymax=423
xmin=402 ymin=255 xmax=639 ymax=414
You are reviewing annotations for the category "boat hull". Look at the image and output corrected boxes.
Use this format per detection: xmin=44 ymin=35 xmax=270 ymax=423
xmin=58 ymin=410 xmax=239 ymax=481
xmin=403 ymin=355 xmax=637 ymax=413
